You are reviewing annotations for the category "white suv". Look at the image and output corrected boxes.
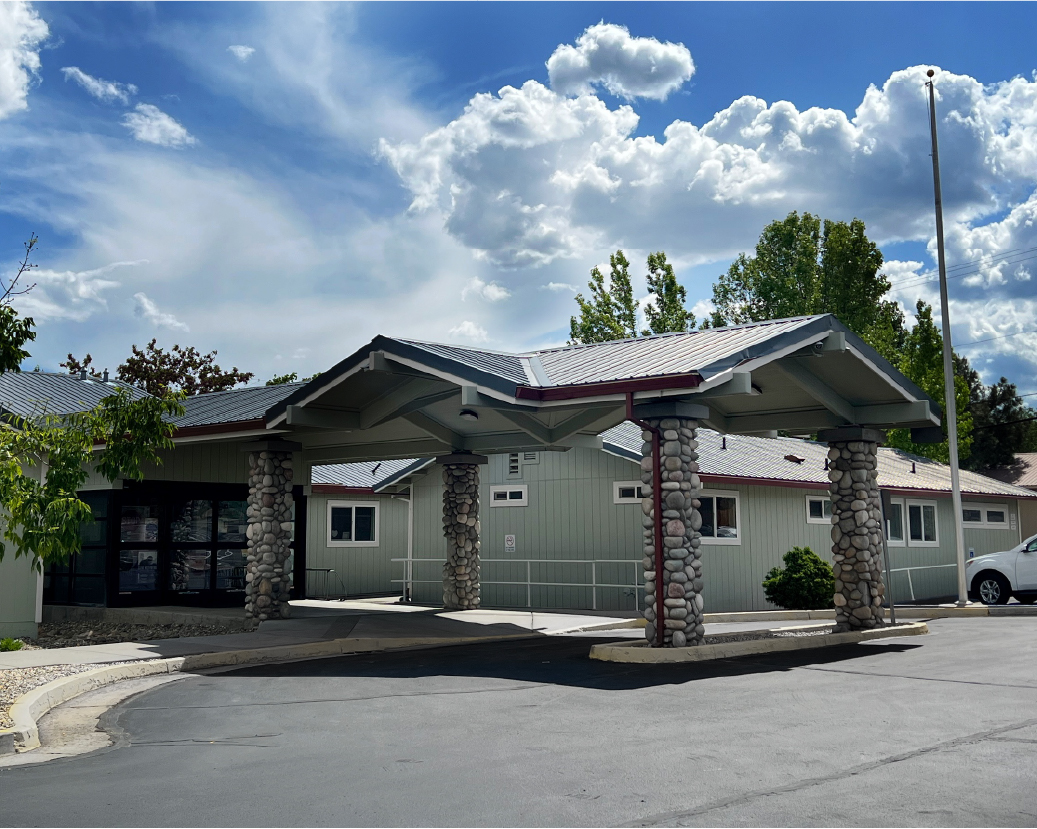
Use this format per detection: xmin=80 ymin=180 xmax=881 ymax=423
xmin=966 ymin=533 xmax=1037 ymax=605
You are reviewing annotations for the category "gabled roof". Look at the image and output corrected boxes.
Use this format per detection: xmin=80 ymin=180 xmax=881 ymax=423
xmin=172 ymin=382 xmax=303 ymax=429
xmin=601 ymin=421 xmax=1037 ymax=499
xmin=0 ymin=371 xmax=148 ymax=419
xmin=311 ymin=457 xmax=433 ymax=491
xmin=982 ymin=453 xmax=1037 ymax=490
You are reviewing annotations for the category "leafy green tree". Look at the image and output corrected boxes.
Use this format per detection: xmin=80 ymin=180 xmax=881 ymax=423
xmin=0 ymin=238 xmax=184 ymax=571
xmin=885 ymin=300 xmax=973 ymax=464
xmin=708 ymin=211 xmax=904 ymax=363
xmin=961 ymin=373 xmax=1036 ymax=471
xmin=643 ymin=251 xmax=695 ymax=335
xmin=266 ymin=371 xmax=322 ymax=386
xmin=569 ymin=250 xmax=639 ymax=344
xmin=762 ymin=546 xmax=835 ymax=610
xmin=116 ymin=339 xmax=254 ymax=396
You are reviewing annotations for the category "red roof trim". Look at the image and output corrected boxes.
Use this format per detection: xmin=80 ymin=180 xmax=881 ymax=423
xmin=310 ymin=484 xmax=377 ymax=495
xmin=698 ymin=473 xmax=1033 ymax=499
xmin=516 ymin=372 xmax=703 ymax=402
xmin=172 ymin=418 xmax=267 ymax=438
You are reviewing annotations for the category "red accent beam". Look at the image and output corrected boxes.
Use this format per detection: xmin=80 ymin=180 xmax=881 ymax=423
xmin=517 ymin=372 xmax=703 ymax=402
xmin=310 ymin=485 xmax=376 ymax=495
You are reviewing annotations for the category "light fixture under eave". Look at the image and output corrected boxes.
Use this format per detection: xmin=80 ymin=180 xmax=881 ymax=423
xmin=459 ymin=409 xmax=479 ymax=421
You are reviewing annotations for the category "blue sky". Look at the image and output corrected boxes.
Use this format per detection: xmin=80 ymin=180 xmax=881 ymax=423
xmin=1 ymin=2 xmax=1036 ymax=393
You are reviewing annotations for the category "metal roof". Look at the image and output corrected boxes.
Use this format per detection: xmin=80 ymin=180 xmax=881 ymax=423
xmin=532 ymin=317 xmax=822 ymax=386
xmin=395 ymin=340 xmax=530 ymax=385
xmin=311 ymin=457 xmax=431 ymax=490
xmin=0 ymin=371 xmax=148 ymax=419
xmin=981 ymin=454 xmax=1037 ymax=490
xmin=173 ymin=383 xmax=304 ymax=428
xmin=601 ymin=421 xmax=1037 ymax=499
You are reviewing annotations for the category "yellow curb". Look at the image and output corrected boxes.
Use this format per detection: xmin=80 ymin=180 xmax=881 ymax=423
xmin=588 ymin=621 xmax=929 ymax=663
xmin=0 ymin=632 xmax=538 ymax=754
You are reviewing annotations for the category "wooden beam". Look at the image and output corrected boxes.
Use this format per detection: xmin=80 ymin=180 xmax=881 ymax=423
xmin=359 ymin=379 xmax=455 ymax=429
xmin=727 ymin=409 xmax=843 ymax=434
xmin=494 ymin=409 xmax=553 ymax=443
xmin=548 ymin=405 xmax=619 ymax=442
xmin=400 ymin=411 xmax=464 ymax=449
xmin=774 ymin=360 xmax=855 ymax=423
xmin=460 ymin=385 xmax=539 ymax=412
xmin=285 ymin=406 xmax=361 ymax=429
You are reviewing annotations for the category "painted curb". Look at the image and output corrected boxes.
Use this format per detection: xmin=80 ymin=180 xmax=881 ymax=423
xmin=588 ymin=621 xmax=929 ymax=663
xmin=0 ymin=632 xmax=536 ymax=755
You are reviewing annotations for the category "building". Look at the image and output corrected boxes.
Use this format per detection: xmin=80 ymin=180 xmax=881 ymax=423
xmin=982 ymin=453 xmax=1037 ymax=537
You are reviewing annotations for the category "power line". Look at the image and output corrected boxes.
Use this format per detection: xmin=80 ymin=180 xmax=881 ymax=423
xmin=885 ymin=244 xmax=1037 ymax=286
xmin=890 ymin=251 xmax=1037 ymax=292
xmin=956 ymin=327 xmax=1037 ymax=349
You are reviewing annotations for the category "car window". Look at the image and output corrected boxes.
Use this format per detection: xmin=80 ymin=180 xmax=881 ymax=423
xmin=1027 ymin=539 xmax=1037 ymax=552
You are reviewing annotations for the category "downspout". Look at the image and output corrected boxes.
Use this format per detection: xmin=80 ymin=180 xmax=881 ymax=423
xmin=627 ymin=393 xmax=665 ymax=648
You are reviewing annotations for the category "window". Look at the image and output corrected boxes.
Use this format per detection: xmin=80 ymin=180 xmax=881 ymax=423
xmin=806 ymin=496 xmax=833 ymax=524
xmin=962 ymin=503 xmax=1011 ymax=529
xmin=614 ymin=481 xmax=645 ymax=504
xmin=886 ymin=500 xmax=905 ymax=546
xmin=698 ymin=490 xmax=740 ymax=545
xmin=327 ymin=501 xmax=379 ymax=546
xmin=490 ymin=484 xmax=528 ymax=507
xmin=907 ymin=500 xmax=939 ymax=546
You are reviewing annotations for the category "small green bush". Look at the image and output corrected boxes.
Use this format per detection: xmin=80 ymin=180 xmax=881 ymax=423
xmin=0 ymin=637 xmax=25 ymax=652
xmin=763 ymin=546 xmax=835 ymax=610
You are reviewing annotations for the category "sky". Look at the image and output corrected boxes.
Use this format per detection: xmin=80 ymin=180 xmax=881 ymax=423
xmin=1 ymin=2 xmax=1036 ymax=393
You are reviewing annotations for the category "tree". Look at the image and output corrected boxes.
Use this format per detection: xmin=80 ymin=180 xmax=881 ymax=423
xmin=643 ymin=251 xmax=695 ymax=335
xmin=266 ymin=371 xmax=322 ymax=386
xmin=0 ymin=238 xmax=184 ymax=571
xmin=569 ymin=250 xmax=639 ymax=344
xmin=707 ymin=211 xmax=904 ymax=363
xmin=116 ymin=339 xmax=254 ymax=396
xmin=885 ymin=300 xmax=973 ymax=464
xmin=962 ymin=374 xmax=1036 ymax=471
xmin=762 ymin=546 xmax=834 ymax=610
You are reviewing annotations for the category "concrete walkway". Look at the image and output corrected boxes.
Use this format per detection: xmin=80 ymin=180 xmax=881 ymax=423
xmin=0 ymin=600 xmax=645 ymax=670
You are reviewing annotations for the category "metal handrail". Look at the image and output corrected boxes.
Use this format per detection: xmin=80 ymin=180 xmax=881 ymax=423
xmin=391 ymin=557 xmax=643 ymax=611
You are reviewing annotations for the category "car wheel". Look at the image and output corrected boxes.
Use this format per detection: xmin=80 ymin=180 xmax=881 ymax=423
xmin=1016 ymin=594 xmax=1037 ymax=605
xmin=975 ymin=573 xmax=1011 ymax=605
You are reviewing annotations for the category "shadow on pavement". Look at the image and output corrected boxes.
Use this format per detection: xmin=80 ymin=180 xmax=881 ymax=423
xmin=215 ymin=635 xmax=925 ymax=692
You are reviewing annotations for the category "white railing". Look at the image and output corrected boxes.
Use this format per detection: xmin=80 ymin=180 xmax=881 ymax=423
xmin=391 ymin=557 xmax=643 ymax=611
xmin=888 ymin=563 xmax=958 ymax=602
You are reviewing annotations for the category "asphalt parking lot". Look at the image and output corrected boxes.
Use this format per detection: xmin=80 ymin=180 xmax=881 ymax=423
xmin=1 ymin=617 xmax=1035 ymax=827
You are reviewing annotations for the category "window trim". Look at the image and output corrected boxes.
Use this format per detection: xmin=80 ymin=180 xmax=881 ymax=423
xmin=698 ymin=489 xmax=742 ymax=546
xmin=326 ymin=500 xmax=380 ymax=547
xmin=613 ymin=480 xmax=645 ymax=505
xmin=962 ymin=502 xmax=1011 ymax=529
xmin=885 ymin=498 xmax=906 ymax=547
xmin=489 ymin=484 xmax=528 ymax=508
xmin=906 ymin=499 xmax=939 ymax=547
xmin=805 ymin=495 xmax=833 ymax=525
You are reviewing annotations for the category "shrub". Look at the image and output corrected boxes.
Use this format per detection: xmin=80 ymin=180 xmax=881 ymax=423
xmin=763 ymin=546 xmax=835 ymax=610
xmin=0 ymin=637 xmax=25 ymax=652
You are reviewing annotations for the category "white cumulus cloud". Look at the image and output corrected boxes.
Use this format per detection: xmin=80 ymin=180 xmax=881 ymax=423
xmin=461 ymin=276 xmax=510 ymax=302
xmin=542 ymin=282 xmax=579 ymax=292
xmin=227 ymin=44 xmax=255 ymax=62
xmin=13 ymin=260 xmax=144 ymax=322
xmin=133 ymin=292 xmax=189 ymax=331
xmin=547 ymin=23 xmax=694 ymax=101
xmin=0 ymin=0 xmax=49 ymax=119
xmin=448 ymin=320 xmax=488 ymax=342
xmin=60 ymin=66 xmax=137 ymax=104
xmin=122 ymin=103 xmax=196 ymax=147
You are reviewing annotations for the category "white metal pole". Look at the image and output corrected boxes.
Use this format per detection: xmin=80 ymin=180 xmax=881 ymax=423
xmin=926 ymin=69 xmax=969 ymax=606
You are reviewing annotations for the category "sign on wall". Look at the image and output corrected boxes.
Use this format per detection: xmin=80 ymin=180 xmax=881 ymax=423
xmin=504 ymin=534 xmax=516 ymax=553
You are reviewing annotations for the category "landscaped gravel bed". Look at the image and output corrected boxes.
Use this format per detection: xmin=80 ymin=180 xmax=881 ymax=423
xmin=0 ymin=661 xmax=152 ymax=730
xmin=25 ymin=620 xmax=242 ymax=649
xmin=703 ymin=625 xmax=835 ymax=645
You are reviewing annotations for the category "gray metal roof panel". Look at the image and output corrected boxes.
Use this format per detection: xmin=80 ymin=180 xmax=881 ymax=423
xmin=173 ymin=383 xmax=305 ymax=428
xmin=0 ymin=371 xmax=149 ymax=419
xmin=394 ymin=339 xmax=530 ymax=385
xmin=600 ymin=421 xmax=1037 ymax=498
xmin=311 ymin=457 xmax=425 ymax=489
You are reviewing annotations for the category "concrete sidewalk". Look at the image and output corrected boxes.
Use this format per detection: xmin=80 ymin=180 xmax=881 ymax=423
xmin=0 ymin=601 xmax=642 ymax=670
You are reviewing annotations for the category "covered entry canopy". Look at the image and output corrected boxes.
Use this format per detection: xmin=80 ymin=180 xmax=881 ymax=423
xmin=264 ymin=314 xmax=941 ymax=466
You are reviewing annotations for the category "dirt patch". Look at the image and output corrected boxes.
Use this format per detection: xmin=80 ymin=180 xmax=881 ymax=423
xmin=23 ymin=620 xmax=242 ymax=650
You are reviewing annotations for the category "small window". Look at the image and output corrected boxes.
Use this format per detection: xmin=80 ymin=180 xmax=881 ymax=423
xmin=698 ymin=491 xmax=740 ymax=545
xmin=490 ymin=485 xmax=527 ymax=507
xmin=327 ymin=501 xmax=379 ymax=546
xmin=613 ymin=481 xmax=645 ymax=504
xmin=962 ymin=503 xmax=1011 ymax=529
xmin=986 ymin=509 xmax=1006 ymax=525
xmin=886 ymin=500 xmax=905 ymax=545
xmin=806 ymin=496 xmax=833 ymax=524
xmin=907 ymin=500 xmax=938 ymax=546
xmin=962 ymin=508 xmax=983 ymax=524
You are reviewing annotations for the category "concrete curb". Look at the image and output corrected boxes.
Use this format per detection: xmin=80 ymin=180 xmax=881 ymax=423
xmin=588 ymin=621 xmax=929 ymax=663
xmin=700 ymin=605 xmax=997 ymax=624
xmin=0 ymin=632 xmax=537 ymax=755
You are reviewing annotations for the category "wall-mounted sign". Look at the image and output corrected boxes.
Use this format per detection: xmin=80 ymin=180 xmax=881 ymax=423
xmin=504 ymin=534 xmax=516 ymax=553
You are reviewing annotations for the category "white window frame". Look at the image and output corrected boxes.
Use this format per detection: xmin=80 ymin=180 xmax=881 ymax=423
xmin=489 ymin=484 xmax=528 ymax=508
xmin=327 ymin=500 xmax=379 ymax=547
xmin=885 ymin=498 xmax=906 ymax=547
xmin=906 ymin=499 xmax=939 ymax=547
xmin=805 ymin=495 xmax=833 ymax=524
xmin=613 ymin=481 xmax=645 ymax=505
xmin=698 ymin=489 xmax=742 ymax=546
xmin=962 ymin=502 xmax=1011 ymax=529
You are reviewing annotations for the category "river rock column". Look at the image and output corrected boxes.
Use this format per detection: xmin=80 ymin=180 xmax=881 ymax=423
xmin=639 ymin=416 xmax=705 ymax=647
xmin=438 ymin=452 xmax=488 ymax=610
xmin=245 ymin=450 xmax=294 ymax=621
xmin=821 ymin=427 xmax=887 ymax=632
